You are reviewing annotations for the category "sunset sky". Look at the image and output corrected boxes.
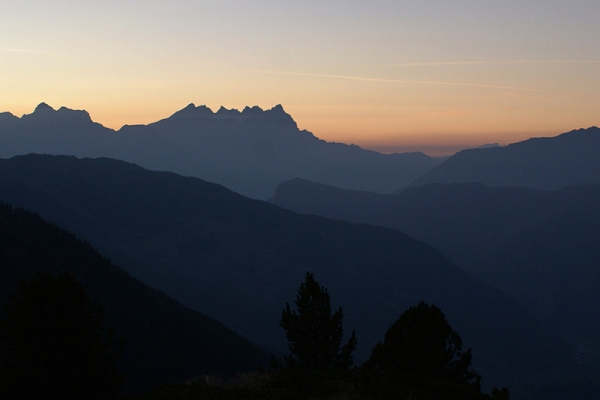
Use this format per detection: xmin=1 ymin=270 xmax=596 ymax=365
xmin=2 ymin=1 xmax=599 ymax=155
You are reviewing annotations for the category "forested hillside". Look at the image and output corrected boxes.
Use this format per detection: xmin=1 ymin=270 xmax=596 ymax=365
xmin=0 ymin=203 xmax=270 ymax=393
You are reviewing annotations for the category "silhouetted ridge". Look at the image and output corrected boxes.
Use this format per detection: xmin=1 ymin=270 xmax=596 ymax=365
xmin=411 ymin=126 xmax=600 ymax=190
xmin=174 ymin=103 xmax=212 ymax=119
xmin=0 ymin=102 xmax=443 ymax=198
xmin=0 ymin=112 xmax=18 ymax=124
xmin=57 ymin=106 xmax=93 ymax=122
xmin=166 ymin=103 xmax=296 ymax=126
xmin=33 ymin=102 xmax=54 ymax=113
xmin=215 ymin=105 xmax=240 ymax=118
xmin=21 ymin=102 xmax=94 ymax=125
xmin=263 ymin=104 xmax=296 ymax=123
xmin=555 ymin=126 xmax=600 ymax=140
xmin=242 ymin=105 xmax=264 ymax=117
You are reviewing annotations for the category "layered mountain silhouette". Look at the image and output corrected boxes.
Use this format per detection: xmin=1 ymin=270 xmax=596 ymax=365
xmin=0 ymin=103 xmax=442 ymax=199
xmin=270 ymin=178 xmax=600 ymax=354
xmin=0 ymin=154 xmax=579 ymax=390
xmin=0 ymin=203 xmax=269 ymax=393
xmin=411 ymin=127 xmax=600 ymax=190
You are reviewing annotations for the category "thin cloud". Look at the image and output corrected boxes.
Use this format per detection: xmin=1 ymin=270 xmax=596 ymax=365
xmin=238 ymin=69 xmax=550 ymax=92
xmin=0 ymin=47 xmax=55 ymax=56
xmin=387 ymin=59 xmax=600 ymax=67
xmin=388 ymin=61 xmax=496 ymax=67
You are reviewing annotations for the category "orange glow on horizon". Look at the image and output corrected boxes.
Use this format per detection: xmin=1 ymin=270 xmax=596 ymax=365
xmin=1 ymin=2 xmax=598 ymax=158
xmin=3 ymin=100 xmax=594 ymax=158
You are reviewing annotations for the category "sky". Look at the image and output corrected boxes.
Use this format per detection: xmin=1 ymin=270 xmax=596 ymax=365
xmin=1 ymin=1 xmax=599 ymax=156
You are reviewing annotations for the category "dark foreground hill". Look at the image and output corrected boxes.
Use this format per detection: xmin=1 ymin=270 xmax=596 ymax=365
xmin=0 ymin=103 xmax=442 ymax=199
xmin=0 ymin=203 xmax=270 ymax=393
xmin=0 ymin=154 xmax=577 ymax=391
xmin=410 ymin=127 xmax=600 ymax=190
xmin=270 ymin=178 xmax=600 ymax=355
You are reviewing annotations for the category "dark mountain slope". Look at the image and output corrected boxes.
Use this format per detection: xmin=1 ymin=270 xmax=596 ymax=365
xmin=411 ymin=127 xmax=600 ymax=190
xmin=0 ymin=203 xmax=270 ymax=393
xmin=0 ymin=103 xmax=441 ymax=199
xmin=0 ymin=154 xmax=576 ymax=388
xmin=270 ymin=178 xmax=600 ymax=352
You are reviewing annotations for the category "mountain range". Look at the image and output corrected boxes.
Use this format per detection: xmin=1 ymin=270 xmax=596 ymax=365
xmin=0 ymin=154 xmax=576 ymax=391
xmin=0 ymin=103 xmax=442 ymax=199
xmin=2 ymin=102 xmax=600 ymax=398
xmin=2 ymin=104 xmax=598 ymax=198
xmin=270 ymin=178 xmax=600 ymax=355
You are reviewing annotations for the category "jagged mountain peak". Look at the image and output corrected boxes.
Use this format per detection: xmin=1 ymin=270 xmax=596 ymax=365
xmin=262 ymin=104 xmax=295 ymax=125
xmin=57 ymin=106 xmax=92 ymax=121
xmin=33 ymin=102 xmax=55 ymax=113
xmin=165 ymin=103 xmax=297 ymax=126
xmin=20 ymin=103 xmax=94 ymax=125
xmin=215 ymin=106 xmax=241 ymax=117
xmin=169 ymin=103 xmax=213 ymax=119
xmin=265 ymin=104 xmax=289 ymax=117
xmin=241 ymin=105 xmax=264 ymax=116
xmin=182 ymin=103 xmax=196 ymax=111
xmin=270 ymin=104 xmax=285 ymax=113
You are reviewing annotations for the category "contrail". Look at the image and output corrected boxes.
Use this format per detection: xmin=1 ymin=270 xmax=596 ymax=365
xmin=238 ymin=69 xmax=551 ymax=92
xmin=387 ymin=59 xmax=600 ymax=67
xmin=0 ymin=47 xmax=54 ymax=56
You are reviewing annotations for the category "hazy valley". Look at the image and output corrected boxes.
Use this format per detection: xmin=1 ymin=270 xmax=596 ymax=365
xmin=1 ymin=103 xmax=599 ymax=399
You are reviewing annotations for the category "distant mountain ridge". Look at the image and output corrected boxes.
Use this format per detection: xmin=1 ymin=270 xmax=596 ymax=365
xmin=0 ymin=103 xmax=442 ymax=199
xmin=411 ymin=127 xmax=600 ymax=190
xmin=0 ymin=154 xmax=576 ymax=388
xmin=270 ymin=178 xmax=600 ymax=355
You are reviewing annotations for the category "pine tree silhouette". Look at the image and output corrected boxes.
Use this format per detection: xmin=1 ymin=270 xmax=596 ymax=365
xmin=280 ymin=272 xmax=356 ymax=370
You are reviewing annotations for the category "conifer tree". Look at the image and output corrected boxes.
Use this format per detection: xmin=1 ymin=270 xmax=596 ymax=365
xmin=0 ymin=271 xmax=123 ymax=399
xmin=365 ymin=301 xmax=479 ymax=384
xmin=280 ymin=272 xmax=357 ymax=370
xmin=363 ymin=301 xmax=510 ymax=399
